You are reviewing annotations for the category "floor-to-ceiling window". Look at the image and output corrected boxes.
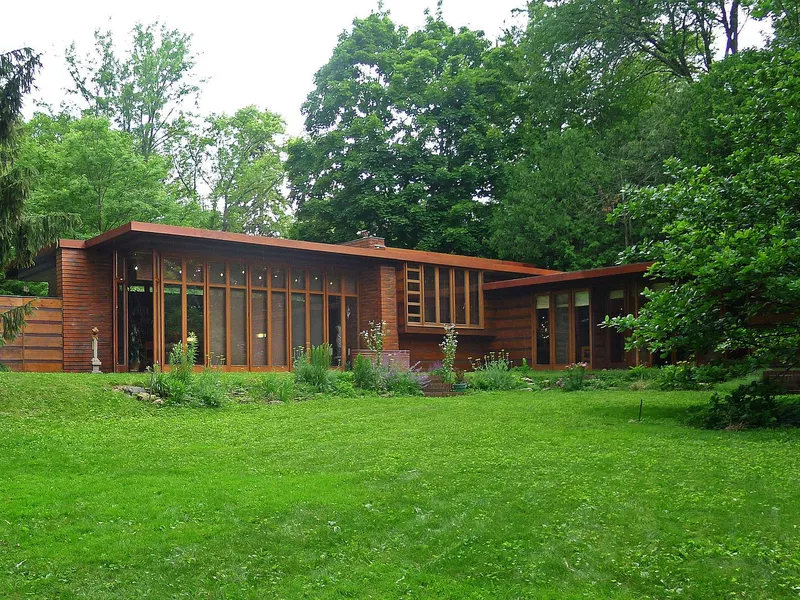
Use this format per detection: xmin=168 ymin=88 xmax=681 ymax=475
xmin=574 ymin=290 xmax=591 ymax=363
xmin=159 ymin=257 xmax=359 ymax=370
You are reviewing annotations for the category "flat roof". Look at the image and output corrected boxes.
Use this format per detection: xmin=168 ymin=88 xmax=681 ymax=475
xmin=57 ymin=222 xmax=560 ymax=276
xmin=483 ymin=262 xmax=652 ymax=291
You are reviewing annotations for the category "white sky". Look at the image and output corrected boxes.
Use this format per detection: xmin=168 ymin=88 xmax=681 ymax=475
xmin=2 ymin=0 xmax=527 ymax=136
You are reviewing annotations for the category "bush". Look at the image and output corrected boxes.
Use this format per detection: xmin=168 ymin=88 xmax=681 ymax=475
xmin=692 ymin=380 xmax=800 ymax=429
xmin=657 ymin=362 xmax=700 ymax=390
xmin=294 ymin=344 xmax=337 ymax=393
xmin=0 ymin=362 xmax=9 ymax=372
xmin=561 ymin=362 xmax=588 ymax=391
xmin=191 ymin=368 xmax=226 ymax=407
xmin=257 ymin=372 xmax=295 ymax=403
xmin=468 ymin=351 xmax=518 ymax=391
xmin=353 ymin=354 xmax=382 ymax=390
xmin=352 ymin=354 xmax=423 ymax=395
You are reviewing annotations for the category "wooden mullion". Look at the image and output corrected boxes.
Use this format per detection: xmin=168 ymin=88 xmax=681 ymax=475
xmin=225 ymin=262 xmax=231 ymax=371
xmin=434 ymin=266 xmax=440 ymax=326
xmin=246 ymin=264 xmax=252 ymax=370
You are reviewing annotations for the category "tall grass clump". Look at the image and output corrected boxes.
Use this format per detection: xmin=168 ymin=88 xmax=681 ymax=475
xmin=468 ymin=351 xmax=518 ymax=391
xmin=294 ymin=344 xmax=337 ymax=392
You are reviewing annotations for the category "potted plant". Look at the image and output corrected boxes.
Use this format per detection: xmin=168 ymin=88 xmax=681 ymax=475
xmin=452 ymin=369 xmax=468 ymax=393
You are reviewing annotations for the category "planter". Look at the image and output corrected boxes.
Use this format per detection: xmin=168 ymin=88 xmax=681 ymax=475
xmin=423 ymin=375 xmax=455 ymax=397
xmin=452 ymin=382 xmax=468 ymax=393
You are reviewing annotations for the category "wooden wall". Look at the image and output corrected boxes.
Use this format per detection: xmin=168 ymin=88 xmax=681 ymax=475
xmin=58 ymin=248 xmax=113 ymax=372
xmin=0 ymin=296 xmax=63 ymax=372
xmin=488 ymin=292 xmax=532 ymax=367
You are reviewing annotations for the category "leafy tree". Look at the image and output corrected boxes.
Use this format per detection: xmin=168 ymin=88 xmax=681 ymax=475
xmin=287 ymin=9 xmax=512 ymax=255
xmin=169 ymin=106 xmax=288 ymax=235
xmin=609 ymin=47 xmax=800 ymax=369
xmin=19 ymin=113 xmax=173 ymax=236
xmin=65 ymin=22 xmax=201 ymax=160
xmin=0 ymin=49 xmax=79 ymax=346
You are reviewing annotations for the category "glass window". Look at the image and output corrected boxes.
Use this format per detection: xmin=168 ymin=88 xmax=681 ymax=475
xmin=536 ymin=295 xmax=551 ymax=365
xmin=252 ymin=265 xmax=268 ymax=288
xmin=609 ymin=290 xmax=626 ymax=364
xmin=423 ymin=266 xmax=437 ymax=323
xmin=271 ymin=292 xmax=287 ymax=366
xmin=187 ymin=287 xmax=204 ymax=365
xmin=439 ymin=268 xmax=451 ymax=323
xmin=209 ymin=288 xmax=226 ymax=365
xmin=344 ymin=273 xmax=357 ymax=295
xmin=469 ymin=270 xmax=480 ymax=325
xmin=251 ymin=290 xmax=268 ymax=366
xmin=272 ymin=267 xmax=287 ymax=289
xmin=164 ymin=284 xmax=183 ymax=359
xmin=187 ymin=260 xmax=204 ymax=283
xmin=310 ymin=294 xmax=324 ymax=347
xmin=574 ymin=291 xmax=591 ymax=364
xmin=117 ymin=284 xmax=125 ymax=366
xmin=328 ymin=273 xmax=341 ymax=293
xmin=210 ymin=262 xmax=226 ymax=285
xmin=230 ymin=263 xmax=246 ymax=287
xmin=164 ymin=258 xmax=182 ymax=281
xmin=309 ymin=271 xmax=323 ymax=292
xmin=291 ymin=269 xmax=306 ymax=290
xmin=328 ymin=295 xmax=342 ymax=366
xmin=230 ymin=289 xmax=247 ymax=365
xmin=291 ymin=293 xmax=306 ymax=356
xmin=455 ymin=270 xmax=466 ymax=325
xmin=345 ymin=296 xmax=358 ymax=369
xmin=555 ymin=292 xmax=570 ymax=364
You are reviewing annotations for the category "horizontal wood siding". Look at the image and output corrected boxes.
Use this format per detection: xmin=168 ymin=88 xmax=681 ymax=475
xmin=488 ymin=293 xmax=532 ymax=366
xmin=58 ymin=248 xmax=113 ymax=373
xmin=399 ymin=333 xmax=493 ymax=371
xmin=0 ymin=296 xmax=63 ymax=372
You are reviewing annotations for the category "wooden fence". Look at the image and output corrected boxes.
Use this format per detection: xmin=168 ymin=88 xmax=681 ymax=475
xmin=0 ymin=296 xmax=63 ymax=372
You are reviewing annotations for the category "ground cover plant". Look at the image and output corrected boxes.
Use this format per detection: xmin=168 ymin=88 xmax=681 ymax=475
xmin=1 ymin=372 xmax=798 ymax=598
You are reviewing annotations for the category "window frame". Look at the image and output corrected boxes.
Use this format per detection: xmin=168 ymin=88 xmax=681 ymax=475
xmin=404 ymin=263 xmax=483 ymax=329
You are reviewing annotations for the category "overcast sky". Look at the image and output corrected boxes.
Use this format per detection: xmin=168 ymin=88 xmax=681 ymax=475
xmin=2 ymin=0 xmax=527 ymax=135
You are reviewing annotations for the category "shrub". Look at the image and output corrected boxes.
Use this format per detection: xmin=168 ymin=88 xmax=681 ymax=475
xmin=191 ymin=368 xmax=226 ymax=407
xmin=439 ymin=323 xmax=458 ymax=382
xmin=561 ymin=362 xmax=588 ymax=391
xmin=168 ymin=333 xmax=198 ymax=385
xmin=692 ymin=380 xmax=800 ymax=429
xmin=360 ymin=320 xmax=387 ymax=367
xmin=257 ymin=372 xmax=295 ymax=403
xmin=657 ymin=362 xmax=699 ymax=390
xmin=353 ymin=354 xmax=381 ymax=390
xmin=467 ymin=351 xmax=518 ymax=391
xmin=0 ymin=362 xmax=9 ymax=372
xmin=294 ymin=345 xmax=336 ymax=393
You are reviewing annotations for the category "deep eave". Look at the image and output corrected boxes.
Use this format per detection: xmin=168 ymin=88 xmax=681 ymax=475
xmin=64 ymin=222 xmax=560 ymax=276
xmin=483 ymin=262 xmax=652 ymax=291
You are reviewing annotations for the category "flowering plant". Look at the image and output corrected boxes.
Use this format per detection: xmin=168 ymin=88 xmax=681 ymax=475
xmin=360 ymin=320 xmax=387 ymax=367
xmin=439 ymin=323 xmax=458 ymax=382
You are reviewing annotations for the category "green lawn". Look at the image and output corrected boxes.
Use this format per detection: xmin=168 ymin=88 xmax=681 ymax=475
xmin=1 ymin=373 xmax=798 ymax=599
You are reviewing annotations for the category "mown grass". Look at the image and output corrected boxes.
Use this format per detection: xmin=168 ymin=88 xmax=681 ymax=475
xmin=1 ymin=372 xmax=798 ymax=599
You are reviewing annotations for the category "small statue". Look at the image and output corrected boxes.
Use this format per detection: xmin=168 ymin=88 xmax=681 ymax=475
xmin=91 ymin=327 xmax=102 ymax=373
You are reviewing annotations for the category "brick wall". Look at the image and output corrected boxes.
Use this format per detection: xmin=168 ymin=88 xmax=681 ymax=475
xmin=358 ymin=264 xmax=399 ymax=350
xmin=58 ymin=248 xmax=114 ymax=372
xmin=339 ymin=236 xmax=386 ymax=249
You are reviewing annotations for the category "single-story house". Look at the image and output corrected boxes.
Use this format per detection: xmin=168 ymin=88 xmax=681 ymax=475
xmin=0 ymin=222 xmax=652 ymax=373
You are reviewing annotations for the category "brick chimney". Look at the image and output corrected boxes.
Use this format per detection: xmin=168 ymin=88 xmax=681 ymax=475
xmin=339 ymin=231 xmax=386 ymax=249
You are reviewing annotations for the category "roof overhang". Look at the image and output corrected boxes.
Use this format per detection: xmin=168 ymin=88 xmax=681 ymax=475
xmin=483 ymin=262 xmax=653 ymax=291
xmin=76 ymin=222 xmax=560 ymax=276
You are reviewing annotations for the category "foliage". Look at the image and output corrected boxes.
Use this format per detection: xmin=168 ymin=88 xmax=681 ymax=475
xmin=352 ymin=353 xmax=422 ymax=395
xmin=657 ymin=362 xmax=701 ymax=391
xmin=467 ymin=351 xmax=518 ymax=391
xmin=287 ymin=10 xmax=509 ymax=255
xmin=255 ymin=372 xmax=295 ymax=403
xmin=151 ymin=333 xmax=224 ymax=407
xmin=360 ymin=320 xmax=387 ymax=367
xmin=65 ymin=22 xmax=201 ymax=160
xmin=439 ymin=323 xmax=458 ymax=382
xmin=190 ymin=368 xmax=226 ymax=408
xmin=293 ymin=344 xmax=337 ymax=393
xmin=0 ymin=48 xmax=80 ymax=347
xmin=19 ymin=113 xmax=172 ymax=235
xmin=168 ymin=106 xmax=288 ymax=234
xmin=691 ymin=379 xmax=800 ymax=429
xmin=561 ymin=362 xmax=588 ymax=392
xmin=608 ymin=47 xmax=800 ymax=374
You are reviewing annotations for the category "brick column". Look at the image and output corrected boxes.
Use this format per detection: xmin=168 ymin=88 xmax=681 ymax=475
xmin=358 ymin=264 xmax=399 ymax=350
